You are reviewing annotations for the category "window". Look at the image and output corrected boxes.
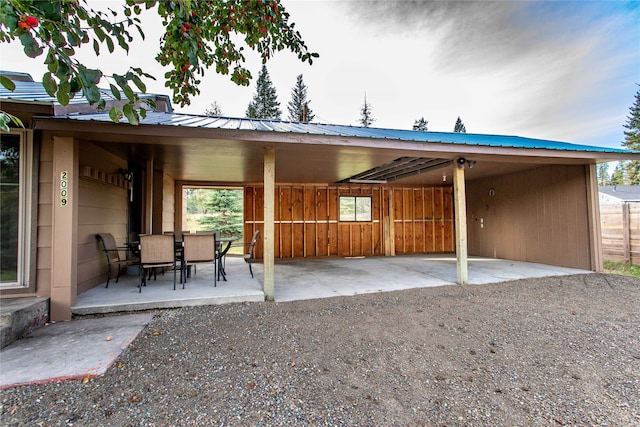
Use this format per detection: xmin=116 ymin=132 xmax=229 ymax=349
xmin=339 ymin=196 xmax=372 ymax=222
xmin=0 ymin=130 xmax=33 ymax=289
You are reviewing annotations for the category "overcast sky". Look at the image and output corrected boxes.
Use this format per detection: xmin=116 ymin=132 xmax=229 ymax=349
xmin=1 ymin=1 xmax=638 ymax=148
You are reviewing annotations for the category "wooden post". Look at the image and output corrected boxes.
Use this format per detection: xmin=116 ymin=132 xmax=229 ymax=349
xmin=51 ymin=136 xmax=79 ymax=321
xmin=623 ymin=202 xmax=631 ymax=264
xmin=585 ymin=164 xmax=603 ymax=271
xmin=453 ymin=160 xmax=468 ymax=285
xmin=263 ymin=147 xmax=275 ymax=300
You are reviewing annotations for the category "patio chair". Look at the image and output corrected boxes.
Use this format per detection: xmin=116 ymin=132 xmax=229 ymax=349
xmin=182 ymin=233 xmax=217 ymax=287
xmin=96 ymin=233 xmax=139 ymax=288
xmin=138 ymin=234 xmax=179 ymax=293
xmin=239 ymin=230 xmax=260 ymax=278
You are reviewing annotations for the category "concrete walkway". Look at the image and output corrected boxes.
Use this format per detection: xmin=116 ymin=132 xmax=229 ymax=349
xmin=0 ymin=255 xmax=591 ymax=388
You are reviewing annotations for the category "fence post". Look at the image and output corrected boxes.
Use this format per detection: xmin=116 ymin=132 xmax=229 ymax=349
xmin=623 ymin=202 xmax=631 ymax=263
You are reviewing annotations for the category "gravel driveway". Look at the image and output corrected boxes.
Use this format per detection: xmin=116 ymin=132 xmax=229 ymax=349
xmin=1 ymin=273 xmax=639 ymax=426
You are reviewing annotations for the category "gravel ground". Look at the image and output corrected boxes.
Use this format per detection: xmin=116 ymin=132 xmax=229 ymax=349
xmin=1 ymin=273 xmax=639 ymax=426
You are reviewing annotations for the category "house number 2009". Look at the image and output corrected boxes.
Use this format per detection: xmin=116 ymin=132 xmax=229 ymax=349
xmin=60 ymin=171 xmax=68 ymax=206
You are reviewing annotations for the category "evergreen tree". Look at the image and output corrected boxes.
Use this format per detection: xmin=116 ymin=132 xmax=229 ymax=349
xmin=287 ymin=74 xmax=314 ymax=122
xmin=597 ymin=163 xmax=611 ymax=186
xmin=454 ymin=116 xmax=466 ymax=133
xmin=413 ymin=117 xmax=428 ymax=131
xmin=359 ymin=95 xmax=374 ymax=127
xmin=622 ymin=85 xmax=640 ymax=184
xmin=204 ymin=101 xmax=223 ymax=117
xmin=611 ymin=162 xmax=627 ymax=185
xmin=246 ymin=65 xmax=282 ymax=120
xmin=197 ymin=189 xmax=244 ymax=237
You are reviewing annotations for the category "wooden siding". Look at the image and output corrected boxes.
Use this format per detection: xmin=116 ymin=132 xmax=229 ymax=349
xmin=36 ymin=135 xmax=53 ymax=295
xmin=600 ymin=202 xmax=640 ymax=264
xmin=244 ymin=184 xmax=454 ymax=259
xmin=77 ymin=143 xmax=129 ymax=293
xmin=466 ymin=164 xmax=592 ymax=270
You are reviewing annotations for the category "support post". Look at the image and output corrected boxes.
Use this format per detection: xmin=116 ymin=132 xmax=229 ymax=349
xmin=263 ymin=147 xmax=275 ymax=300
xmin=585 ymin=164 xmax=603 ymax=271
xmin=50 ymin=136 xmax=79 ymax=321
xmin=453 ymin=160 xmax=468 ymax=285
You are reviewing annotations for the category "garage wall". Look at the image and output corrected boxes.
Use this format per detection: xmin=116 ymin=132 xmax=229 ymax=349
xmin=466 ymin=164 xmax=591 ymax=269
xmin=244 ymin=184 xmax=454 ymax=259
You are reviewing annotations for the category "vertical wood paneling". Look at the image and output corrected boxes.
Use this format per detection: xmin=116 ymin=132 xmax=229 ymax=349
xmin=244 ymin=183 xmax=454 ymax=259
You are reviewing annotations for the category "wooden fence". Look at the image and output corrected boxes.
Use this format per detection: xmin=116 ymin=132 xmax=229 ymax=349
xmin=600 ymin=202 xmax=640 ymax=264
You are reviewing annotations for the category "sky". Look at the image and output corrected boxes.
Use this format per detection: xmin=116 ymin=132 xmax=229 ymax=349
xmin=0 ymin=1 xmax=639 ymax=149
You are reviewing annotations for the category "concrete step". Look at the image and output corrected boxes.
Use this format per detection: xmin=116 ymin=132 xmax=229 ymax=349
xmin=0 ymin=297 xmax=49 ymax=349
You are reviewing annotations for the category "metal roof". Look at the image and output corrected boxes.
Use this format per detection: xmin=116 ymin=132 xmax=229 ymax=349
xmin=0 ymin=78 xmax=171 ymax=109
xmin=1 ymin=75 xmax=632 ymax=155
xmin=599 ymin=185 xmax=640 ymax=202
xmin=52 ymin=110 xmax=631 ymax=154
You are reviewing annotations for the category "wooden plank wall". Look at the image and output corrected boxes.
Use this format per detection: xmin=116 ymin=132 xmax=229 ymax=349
xmin=600 ymin=202 xmax=640 ymax=264
xmin=244 ymin=184 xmax=453 ymax=259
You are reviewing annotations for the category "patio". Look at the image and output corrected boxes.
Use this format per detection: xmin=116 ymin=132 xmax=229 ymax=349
xmin=73 ymin=254 xmax=592 ymax=316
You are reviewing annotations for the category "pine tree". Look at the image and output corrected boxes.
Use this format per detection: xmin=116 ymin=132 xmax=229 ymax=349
xmin=359 ymin=95 xmax=374 ymax=127
xmin=197 ymin=189 xmax=244 ymax=237
xmin=204 ymin=101 xmax=223 ymax=117
xmin=413 ymin=117 xmax=428 ymax=131
xmin=246 ymin=65 xmax=282 ymax=120
xmin=597 ymin=163 xmax=611 ymax=186
xmin=287 ymin=74 xmax=315 ymax=122
xmin=454 ymin=116 xmax=466 ymax=133
xmin=611 ymin=162 xmax=627 ymax=185
xmin=622 ymin=85 xmax=640 ymax=184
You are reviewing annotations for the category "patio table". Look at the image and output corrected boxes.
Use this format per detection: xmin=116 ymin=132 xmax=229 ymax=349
xmin=217 ymin=236 xmax=238 ymax=281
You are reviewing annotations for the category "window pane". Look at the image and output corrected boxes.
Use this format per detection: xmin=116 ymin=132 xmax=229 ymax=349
xmin=0 ymin=135 xmax=20 ymax=283
xmin=339 ymin=196 xmax=355 ymax=221
xmin=355 ymin=197 xmax=372 ymax=221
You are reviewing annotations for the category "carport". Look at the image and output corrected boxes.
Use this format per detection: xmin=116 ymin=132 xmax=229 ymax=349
xmin=30 ymin=110 xmax=637 ymax=320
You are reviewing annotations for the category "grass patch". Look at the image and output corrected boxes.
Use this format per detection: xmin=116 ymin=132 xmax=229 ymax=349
xmin=604 ymin=260 xmax=640 ymax=278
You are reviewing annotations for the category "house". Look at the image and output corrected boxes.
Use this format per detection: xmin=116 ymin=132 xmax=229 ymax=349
xmin=1 ymin=71 xmax=638 ymax=322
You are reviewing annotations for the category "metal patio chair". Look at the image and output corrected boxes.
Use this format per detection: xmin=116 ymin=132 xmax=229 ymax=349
xmin=138 ymin=234 xmax=179 ymax=293
xmin=96 ymin=233 xmax=139 ymax=288
xmin=236 ymin=230 xmax=260 ymax=278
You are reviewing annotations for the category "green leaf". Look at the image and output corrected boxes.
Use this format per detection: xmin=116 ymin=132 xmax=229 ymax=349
xmin=109 ymin=106 xmax=122 ymax=123
xmin=123 ymin=84 xmax=135 ymax=102
xmin=139 ymin=107 xmax=147 ymax=119
xmin=19 ymin=33 xmax=43 ymax=58
xmin=67 ymin=31 xmax=81 ymax=47
xmin=93 ymin=39 xmax=100 ymax=55
xmin=93 ymin=26 xmax=106 ymax=42
xmin=51 ymin=31 xmax=67 ymax=48
xmin=131 ymin=74 xmax=146 ymax=93
xmin=57 ymin=82 xmax=71 ymax=105
xmin=106 ymin=36 xmax=114 ymax=53
xmin=79 ymin=67 xmax=102 ymax=85
xmin=123 ymin=103 xmax=139 ymax=125
xmin=42 ymin=72 xmax=57 ymax=96
xmin=84 ymin=85 xmax=101 ymax=104
xmin=0 ymin=75 xmax=16 ymax=91
xmin=109 ymin=84 xmax=121 ymax=100
xmin=97 ymin=99 xmax=106 ymax=111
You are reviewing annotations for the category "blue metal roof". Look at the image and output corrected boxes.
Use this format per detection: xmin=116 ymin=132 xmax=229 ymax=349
xmin=2 ymin=74 xmax=631 ymax=155
xmin=56 ymin=110 xmax=632 ymax=154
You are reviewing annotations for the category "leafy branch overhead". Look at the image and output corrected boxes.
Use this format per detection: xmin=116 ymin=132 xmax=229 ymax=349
xmin=0 ymin=0 xmax=318 ymax=129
